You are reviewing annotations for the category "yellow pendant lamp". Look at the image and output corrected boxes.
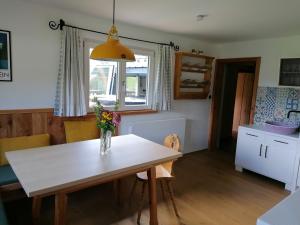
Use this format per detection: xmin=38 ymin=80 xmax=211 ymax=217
xmin=90 ymin=0 xmax=135 ymax=62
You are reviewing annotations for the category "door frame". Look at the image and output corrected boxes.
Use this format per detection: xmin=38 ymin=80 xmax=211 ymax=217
xmin=208 ymin=57 xmax=261 ymax=151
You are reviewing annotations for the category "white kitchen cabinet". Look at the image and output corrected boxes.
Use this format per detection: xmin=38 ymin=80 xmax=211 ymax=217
xmin=235 ymin=129 xmax=265 ymax=174
xmin=265 ymin=136 xmax=296 ymax=184
xmin=235 ymin=126 xmax=297 ymax=191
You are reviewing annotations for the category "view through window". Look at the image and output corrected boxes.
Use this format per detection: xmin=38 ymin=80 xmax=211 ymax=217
xmin=88 ymin=47 xmax=152 ymax=110
xmin=125 ymin=55 xmax=149 ymax=106
xmin=89 ymin=49 xmax=118 ymax=107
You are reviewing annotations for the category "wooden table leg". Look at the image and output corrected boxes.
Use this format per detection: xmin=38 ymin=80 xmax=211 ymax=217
xmin=55 ymin=192 xmax=68 ymax=225
xmin=32 ymin=196 xmax=42 ymax=225
xmin=147 ymin=167 xmax=158 ymax=225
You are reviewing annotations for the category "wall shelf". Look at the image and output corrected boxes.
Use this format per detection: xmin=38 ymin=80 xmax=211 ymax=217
xmin=181 ymin=69 xmax=207 ymax=73
xmin=174 ymin=52 xmax=214 ymax=99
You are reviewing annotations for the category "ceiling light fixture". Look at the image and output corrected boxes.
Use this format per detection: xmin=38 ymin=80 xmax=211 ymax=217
xmin=90 ymin=0 xmax=135 ymax=62
xmin=197 ymin=14 xmax=208 ymax=21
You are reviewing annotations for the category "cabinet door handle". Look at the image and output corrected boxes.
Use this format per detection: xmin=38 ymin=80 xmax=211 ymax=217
xmin=246 ymin=133 xmax=258 ymax=137
xmin=273 ymin=140 xmax=288 ymax=145
xmin=259 ymin=144 xmax=263 ymax=156
xmin=265 ymin=146 xmax=268 ymax=158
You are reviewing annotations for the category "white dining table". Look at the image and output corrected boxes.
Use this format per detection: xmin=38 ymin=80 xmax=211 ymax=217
xmin=257 ymin=189 xmax=300 ymax=225
xmin=6 ymin=134 xmax=182 ymax=225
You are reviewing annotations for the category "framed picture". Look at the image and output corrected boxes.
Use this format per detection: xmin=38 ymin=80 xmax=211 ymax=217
xmin=0 ymin=30 xmax=12 ymax=81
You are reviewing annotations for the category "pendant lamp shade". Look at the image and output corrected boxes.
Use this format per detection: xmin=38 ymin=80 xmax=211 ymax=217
xmin=90 ymin=26 xmax=135 ymax=62
xmin=90 ymin=0 xmax=135 ymax=62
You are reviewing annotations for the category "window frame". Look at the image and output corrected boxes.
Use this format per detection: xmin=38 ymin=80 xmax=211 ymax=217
xmin=83 ymin=40 xmax=155 ymax=112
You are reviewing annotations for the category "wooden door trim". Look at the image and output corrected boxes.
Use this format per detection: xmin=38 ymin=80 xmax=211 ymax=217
xmin=208 ymin=57 xmax=261 ymax=151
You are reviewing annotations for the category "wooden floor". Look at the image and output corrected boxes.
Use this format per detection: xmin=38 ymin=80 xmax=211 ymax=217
xmin=4 ymin=150 xmax=289 ymax=225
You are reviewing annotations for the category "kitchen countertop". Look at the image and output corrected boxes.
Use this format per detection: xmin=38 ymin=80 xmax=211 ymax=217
xmin=241 ymin=124 xmax=300 ymax=140
xmin=257 ymin=189 xmax=300 ymax=225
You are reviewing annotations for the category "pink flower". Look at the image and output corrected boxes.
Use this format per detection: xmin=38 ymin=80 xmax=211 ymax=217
xmin=113 ymin=112 xmax=121 ymax=126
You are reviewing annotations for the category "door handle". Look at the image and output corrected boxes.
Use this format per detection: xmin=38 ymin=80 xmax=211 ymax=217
xmin=259 ymin=144 xmax=263 ymax=156
xmin=274 ymin=140 xmax=288 ymax=144
xmin=265 ymin=146 xmax=268 ymax=158
xmin=246 ymin=133 xmax=258 ymax=137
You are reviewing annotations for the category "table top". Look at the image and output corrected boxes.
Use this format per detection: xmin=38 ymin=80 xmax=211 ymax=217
xmin=257 ymin=189 xmax=300 ymax=225
xmin=6 ymin=134 xmax=182 ymax=197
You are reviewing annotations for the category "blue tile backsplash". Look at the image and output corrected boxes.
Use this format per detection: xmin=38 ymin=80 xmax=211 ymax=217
xmin=254 ymin=87 xmax=300 ymax=125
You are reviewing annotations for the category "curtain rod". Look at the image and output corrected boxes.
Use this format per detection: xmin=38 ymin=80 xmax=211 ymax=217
xmin=49 ymin=19 xmax=179 ymax=50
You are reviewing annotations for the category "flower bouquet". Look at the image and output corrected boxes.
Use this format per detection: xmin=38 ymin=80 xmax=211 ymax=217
xmin=94 ymin=101 xmax=121 ymax=155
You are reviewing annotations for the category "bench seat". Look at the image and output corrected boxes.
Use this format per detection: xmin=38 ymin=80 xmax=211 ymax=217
xmin=0 ymin=165 xmax=18 ymax=186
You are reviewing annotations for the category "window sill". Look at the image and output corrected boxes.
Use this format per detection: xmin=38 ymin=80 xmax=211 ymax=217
xmin=116 ymin=109 xmax=157 ymax=116
xmin=88 ymin=109 xmax=157 ymax=116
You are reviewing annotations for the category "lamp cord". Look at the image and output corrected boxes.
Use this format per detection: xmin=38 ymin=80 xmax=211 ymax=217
xmin=113 ymin=0 xmax=115 ymax=25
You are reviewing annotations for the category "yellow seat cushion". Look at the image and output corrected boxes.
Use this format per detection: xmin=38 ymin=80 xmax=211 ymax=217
xmin=64 ymin=119 xmax=99 ymax=143
xmin=0 ymin=134 xmax=50 ymax=166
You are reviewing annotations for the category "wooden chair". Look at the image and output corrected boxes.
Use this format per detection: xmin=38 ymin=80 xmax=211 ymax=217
xmin=64 ymin=119 xmax=99 ymax=143
xmin=131 ymin=134 xmax=181 ymax=224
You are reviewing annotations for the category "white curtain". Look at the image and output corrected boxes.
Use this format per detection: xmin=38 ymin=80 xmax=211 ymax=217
xmin=54 ymin=27 xmax=87 ymax=117
xmin=151 ymin=45 xmax=174 ymax=111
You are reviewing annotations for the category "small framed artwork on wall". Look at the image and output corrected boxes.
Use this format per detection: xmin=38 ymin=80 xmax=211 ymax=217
xmin=0 ymin=30 xmax=12 ymax=81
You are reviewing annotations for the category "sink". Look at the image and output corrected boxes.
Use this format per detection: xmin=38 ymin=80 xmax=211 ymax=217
xmin=264 ymin=121 xmax=299 ymax=135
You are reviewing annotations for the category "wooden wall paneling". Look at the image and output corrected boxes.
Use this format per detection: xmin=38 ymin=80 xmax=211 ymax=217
xmin=12 ymin=113 xmax=33 ymax=137
xmin=0 ymin=114 xmax=12 ymax=138
xmin=47 ymin=113 xmax=66 ymax=145
xmin=32 ymin=112 xmax=48 ymax=135
xmin=0 ymin=108 xmax=146 ymax=145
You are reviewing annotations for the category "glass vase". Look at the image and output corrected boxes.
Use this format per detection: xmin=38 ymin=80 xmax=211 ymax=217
xmin=100 ymin=129 xmax=112 ymax=155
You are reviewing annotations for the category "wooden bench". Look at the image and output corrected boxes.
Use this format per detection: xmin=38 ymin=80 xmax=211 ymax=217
xmin=0 ymin=198 xmax=9 ymax=225
xmin=0 ymin=134 xmax=50 ymax=193
xmin=0 ymin=165 xmax=20 ymax=192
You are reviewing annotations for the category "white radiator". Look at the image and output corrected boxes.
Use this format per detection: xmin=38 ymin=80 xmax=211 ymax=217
xmin=119 ymin=113 xmax=186 ymax=153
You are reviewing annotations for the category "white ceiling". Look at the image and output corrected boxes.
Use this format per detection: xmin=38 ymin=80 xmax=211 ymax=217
xmin=22 ymin=0 xmax=300 ymax=43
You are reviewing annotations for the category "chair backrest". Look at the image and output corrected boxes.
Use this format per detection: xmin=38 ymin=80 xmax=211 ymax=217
xmin=64 ymin=119 xmax=99 ymax=143
xmin=0 ymin=134 xmax=50 ymax=166
xmin=162 ymin=134 xmax=181 ymax=174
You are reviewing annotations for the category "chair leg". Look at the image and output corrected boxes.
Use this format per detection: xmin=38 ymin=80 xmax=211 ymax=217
xmin=137 ymin=181 xmax=146 ymax=225
xmin=165 ymin=180 xmax=179 ymax=218
xmin=159 ymin=180 xmax=166 ymax=201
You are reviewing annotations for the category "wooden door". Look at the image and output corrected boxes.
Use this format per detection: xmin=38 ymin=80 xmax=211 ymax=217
xmin=232 ymin=73 xmax=254 ymax=137
xmin=208 ymin=57 xmax=261 ymax=151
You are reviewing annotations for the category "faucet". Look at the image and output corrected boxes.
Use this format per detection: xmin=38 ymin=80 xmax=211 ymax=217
xmin=287 ymin=110 xmax=300 ymax=118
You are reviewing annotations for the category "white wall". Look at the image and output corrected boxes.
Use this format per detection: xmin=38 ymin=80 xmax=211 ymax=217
xmin=215 ymin=35 xmax=300 ymax=87
xmin=0 ymin=0 xmax=215 ymax=153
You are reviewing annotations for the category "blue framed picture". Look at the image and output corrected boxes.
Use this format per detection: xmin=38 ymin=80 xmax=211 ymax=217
xmin=0 ymin=30 xmax=12 ymax=81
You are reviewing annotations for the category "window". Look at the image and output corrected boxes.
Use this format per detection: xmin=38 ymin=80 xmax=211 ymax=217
xmin=84 ymin=41 xmax=154 ymax=111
